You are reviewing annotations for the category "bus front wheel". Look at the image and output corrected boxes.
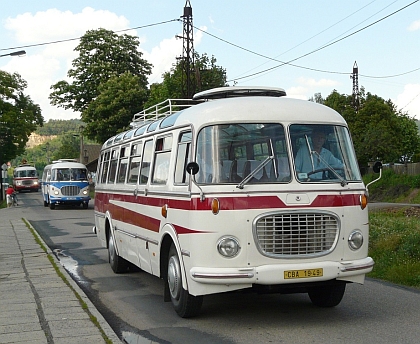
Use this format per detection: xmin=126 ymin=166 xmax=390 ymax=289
xmin=308 ymin=281 xmax=346 ymax=307
xmin=167 ymin=244 xmax=203 ymax=318
xmin=108 ymin=232 xmax=128 ymax=273
xmin=49 ymin=202 xmax=55 ymax=210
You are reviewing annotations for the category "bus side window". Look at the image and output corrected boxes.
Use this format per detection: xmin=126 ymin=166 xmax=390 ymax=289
xmin=152 ymin=135 xmax=172 ymax=184
xmin=127 ymin=142 xmax=142 ymax=184
xmin=116 ymin=146 xmax=129 ymax=184
xmin=174 ymin=131 xmax=192 ymax=184
xmin=139 ymin=140 xmax=153 ymax=185
xmin=100 ymin=151 xmax=110 ymax=184
xmin=107 ymin=149 xmax=118 ymax=184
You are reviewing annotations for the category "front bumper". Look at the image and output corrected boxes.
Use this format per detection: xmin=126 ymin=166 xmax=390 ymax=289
xmin=190 ymin=257 xmax=374 ymax=285
xmin=50 ymin=196 xmax=90 ymax=204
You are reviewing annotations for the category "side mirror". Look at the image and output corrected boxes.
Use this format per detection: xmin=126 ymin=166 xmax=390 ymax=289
xmin=186 ymin=162 xmax=199 ymax=175
xmin=372 ymin=161 xmax=382 ymax=174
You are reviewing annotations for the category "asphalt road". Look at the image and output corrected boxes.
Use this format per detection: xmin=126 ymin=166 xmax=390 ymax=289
xmin=17 ymin=191 xmax=420 ymax=344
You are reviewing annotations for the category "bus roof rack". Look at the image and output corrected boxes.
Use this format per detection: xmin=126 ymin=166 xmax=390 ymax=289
xmin=131 ymin=98 xmax=203 ymax=127
xmin=193 ymin=86 xmax=286 ymax=100
xmin=52 ymin=159 xmax=78 ymax=163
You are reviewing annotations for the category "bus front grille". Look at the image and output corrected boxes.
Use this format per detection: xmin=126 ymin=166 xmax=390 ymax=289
xmin=22 ymin=180 xmax=33 ymax=185
xmin=254 ymin=212 xmax=339 ymax=258
xmin=61 ymin=186 xmax=80 ymax=196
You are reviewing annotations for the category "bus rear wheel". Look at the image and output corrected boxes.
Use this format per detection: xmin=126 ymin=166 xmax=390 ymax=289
xmin=108 ymin=232 xmax=128 ymax=273
xmin=308 ymin=281 xmax=346 ymax=307
xmin=167 ymin=244 xmax=203 ymax=318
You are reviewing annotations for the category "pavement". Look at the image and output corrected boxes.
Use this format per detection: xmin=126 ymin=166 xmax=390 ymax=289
xmin=0 ymin=204 xmax=122 ymax=344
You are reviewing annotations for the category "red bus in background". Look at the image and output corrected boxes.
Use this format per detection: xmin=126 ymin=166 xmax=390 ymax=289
xmin=13 ymin=164 xmax=39 ymax=192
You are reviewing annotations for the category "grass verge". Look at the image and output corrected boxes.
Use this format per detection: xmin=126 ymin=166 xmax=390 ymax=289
xmin=368 ymin=208 xmax=420 ymax=288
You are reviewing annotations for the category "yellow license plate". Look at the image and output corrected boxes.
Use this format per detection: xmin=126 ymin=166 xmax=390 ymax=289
xmin=284 ymin=268 xmax=323 ymax=279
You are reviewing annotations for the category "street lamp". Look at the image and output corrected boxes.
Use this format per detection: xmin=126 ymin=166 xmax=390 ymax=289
xmin=0 ymin=49 xmax=26 ymax=202
xmin=0 ymin=50 xmax=26 ymax=58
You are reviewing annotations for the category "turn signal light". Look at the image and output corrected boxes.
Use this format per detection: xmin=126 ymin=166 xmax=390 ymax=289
xmin=360 ymin=194 xmax=368 ymax=210
xmin=161 ymin=204 xmax=168 ymax=218
xmin=211 ymin=198 xmax=220 ymax=215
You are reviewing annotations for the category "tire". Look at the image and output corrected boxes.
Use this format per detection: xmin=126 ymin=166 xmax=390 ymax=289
xmin=308 ymin=282 xmax=346 ymax=307
xmin=43 ymin=200 xmax=48 ymax=207
xmin=167 ymin=244 xmax=203 ymax=318
xmin=49 ymin=202 xmax=55 ymax=210
xmin=108 ymin=232 xmax=128 ymax=273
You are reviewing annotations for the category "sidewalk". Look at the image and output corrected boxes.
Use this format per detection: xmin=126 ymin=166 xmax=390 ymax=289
xmin=0 ymin=205 xmax=122 ymax=344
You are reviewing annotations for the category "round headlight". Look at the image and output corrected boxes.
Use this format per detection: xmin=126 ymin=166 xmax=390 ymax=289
xmin=83 ymin=190 xmax=88 ymax=195
xmin=217 ymin=237 xmax=240 ymax=258
xmin=348 ymin=230 xmax=363 ymax=250
xmin=54 ymin=190 xmax=59 ymax=195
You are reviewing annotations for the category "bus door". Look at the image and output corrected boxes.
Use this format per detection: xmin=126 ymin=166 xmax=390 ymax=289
xmin=134 ymin=139 xmax=154 ymax=274
xmin=117 ymin=144 xmax=140 ymax=267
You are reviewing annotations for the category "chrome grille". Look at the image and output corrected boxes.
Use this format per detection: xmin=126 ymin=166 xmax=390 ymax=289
xmin=254 ymin=212 xmax=339 ymax=258
xmin=61 ymin=186 xmax=80 ymax=196
xmin=22 ymin=180 xmax=33 ymax=185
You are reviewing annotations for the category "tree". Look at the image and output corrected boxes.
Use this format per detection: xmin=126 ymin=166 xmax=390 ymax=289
xmin=51 ymin=134 xmax=79 ymax=161
xmin=49 ymin=28 xmax=152 ymax=141
xmin=144 ymin=52 xmax=227 ymax=108
xmin=322 ymin=89 xmax=420 ymax=167
xmin=83 ymin=72 xmax=149 ymax=143
xmin=0 ymin=70 xmax=43 ymax=163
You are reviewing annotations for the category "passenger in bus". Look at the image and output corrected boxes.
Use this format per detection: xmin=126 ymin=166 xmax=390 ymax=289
xmin=294 ymin=128 xmax=343 ymax=179
xmin=56 ymin=170 xmax=63 ymax=181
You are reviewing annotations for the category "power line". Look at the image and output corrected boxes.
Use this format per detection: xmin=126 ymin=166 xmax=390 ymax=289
xmin=0 ymin=18 xmax=180 ymax=52
xmin=194 ymin=0 xmax=419 ymax=83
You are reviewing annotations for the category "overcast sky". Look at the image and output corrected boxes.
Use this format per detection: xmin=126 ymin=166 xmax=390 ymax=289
xmin=1 ymin=0 xmax=419 ymax=123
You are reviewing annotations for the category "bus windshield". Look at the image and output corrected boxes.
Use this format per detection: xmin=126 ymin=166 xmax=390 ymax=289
xmin=15 ymin=169 xmax=37 ymax=178
xmin=51 ymin=168 xmax=88 ymax=181
xmin=195 ymin=123 xmax=290 ymax=184
xmin=195 ymin=123 xmax=361 ymax=184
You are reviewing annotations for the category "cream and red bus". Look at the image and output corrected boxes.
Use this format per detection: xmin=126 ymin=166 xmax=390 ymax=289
xmin=13 ymin=163 xmax=39 ymax=192
xmin=93 ymin=86 xmax=375 ymax=318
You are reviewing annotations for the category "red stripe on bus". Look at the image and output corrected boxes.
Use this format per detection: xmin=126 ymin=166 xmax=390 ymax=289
xmin=95 ymin=192 xmax=360 ymax=213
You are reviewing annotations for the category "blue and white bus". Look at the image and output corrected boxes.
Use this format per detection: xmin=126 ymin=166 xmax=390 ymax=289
xmin=42 ymin=159 xmax=91 ymax=210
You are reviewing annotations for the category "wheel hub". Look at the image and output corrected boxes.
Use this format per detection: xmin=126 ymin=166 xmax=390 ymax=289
xmin=168 ymin=256 xmax=181 ymax=300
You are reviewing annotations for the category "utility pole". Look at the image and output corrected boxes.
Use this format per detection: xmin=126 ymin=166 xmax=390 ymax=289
xmin=351 ymin=61 xmax=359 ymax=111
xmin=178 ymin=0 xmax=195 ymax=99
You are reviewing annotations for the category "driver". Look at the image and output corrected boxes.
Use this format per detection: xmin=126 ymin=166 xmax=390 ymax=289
xmin=294 ymin=128 xmax=343 ymax=179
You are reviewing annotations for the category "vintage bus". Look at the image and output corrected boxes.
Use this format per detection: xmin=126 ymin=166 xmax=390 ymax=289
xmin=42 ymin=159 xmax=90 ymax=210
xmin=13 ymin=164 xmax=39 ymax=192
xmin=93 ymin=86 xmax=376 ymax=318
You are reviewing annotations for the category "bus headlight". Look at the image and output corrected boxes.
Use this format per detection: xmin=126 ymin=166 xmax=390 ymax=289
xmin=348 ymin=230 xmax=363 ymax=250
xmin=217 ymin=236 xmax=240 ymax=258
xmin=54 ymin=190 xmax=59 ymax=195
xmin=82 ymin=189 xmax=88 ymax=195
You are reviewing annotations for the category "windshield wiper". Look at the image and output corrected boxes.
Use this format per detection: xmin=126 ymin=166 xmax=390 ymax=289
xmin=236 ymin=156 xmax=274 ymax=189
xmin=310 ymin=150 xmax=348 ymax=187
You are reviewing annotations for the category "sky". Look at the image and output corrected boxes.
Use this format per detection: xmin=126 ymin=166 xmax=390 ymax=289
xmin=1 ymin=0 xmax=419 ymax=123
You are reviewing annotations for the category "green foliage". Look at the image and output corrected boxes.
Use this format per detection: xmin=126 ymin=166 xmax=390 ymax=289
xmin=49 ymin=28 xmax=152 ymax=142
xmin=36 ymin=119 xmax=84 ymax=136
xmin=51 ymin=134 xmax=79 ymax=161
xmin=369 ymin=210 xmax=420 ymax=288
xmin=0 ymin=70 xmax=43 ymax=163
xmin=322 ymin=88 xmax=420 ymax=167
xmin=144 ymin=52 xmax=227 ymax=108
xmin=83 ymin=72 xmax=149 ymax=143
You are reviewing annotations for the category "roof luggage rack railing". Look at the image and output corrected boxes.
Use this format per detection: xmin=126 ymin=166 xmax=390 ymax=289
xmin=130 ymin=98 xmax=203 ymax=127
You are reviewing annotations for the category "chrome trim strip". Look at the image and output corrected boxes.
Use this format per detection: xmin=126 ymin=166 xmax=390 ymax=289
xmin=94 ymin=211 xmax=106 ymax=218
xmin=116 ymin=228 xmax=159 ymax=245
xmin=181 ymin=249 xmax=190 ymax=257
xmin=340 ymin=262 xmax=374 ymax=272
xmin=192 ymin=272 xmax=254 ymax=279
xmin=139 ymin=190 xmax=191 ymax=198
